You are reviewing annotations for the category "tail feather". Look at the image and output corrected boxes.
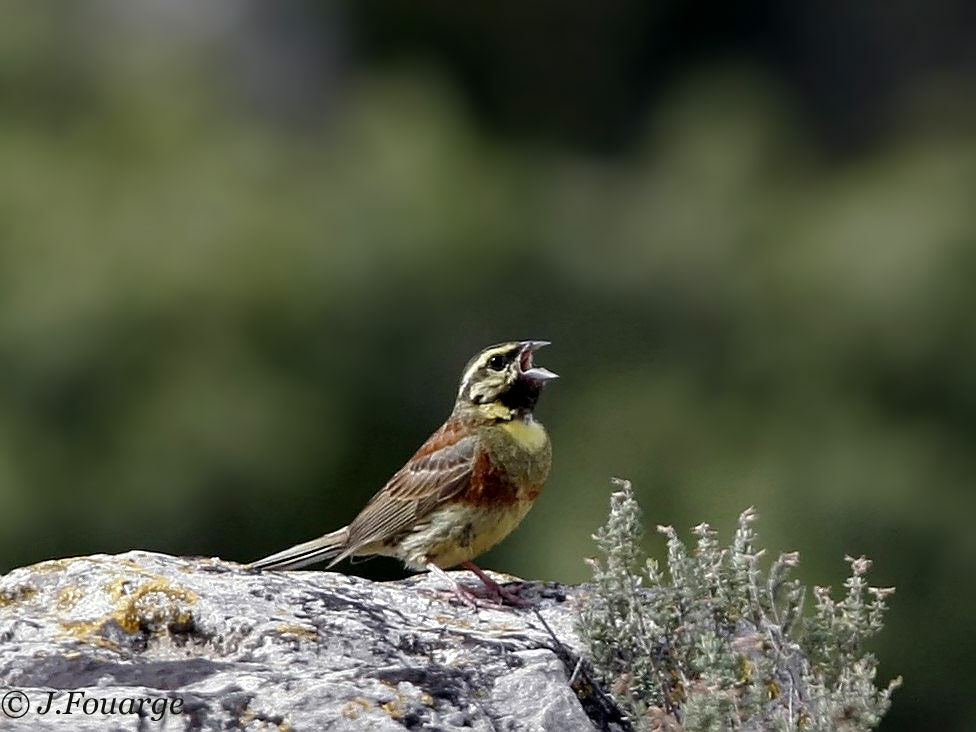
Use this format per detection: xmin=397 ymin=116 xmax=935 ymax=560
xmin=247 ymin=527 xmax=349 ymax=571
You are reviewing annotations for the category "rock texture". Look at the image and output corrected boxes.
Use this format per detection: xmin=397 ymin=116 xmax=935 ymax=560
xmin=0 ymin=552 xmax=622 ymax=731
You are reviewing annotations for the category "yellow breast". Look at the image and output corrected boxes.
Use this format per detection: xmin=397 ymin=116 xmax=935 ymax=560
xmin=500 ymin=417 xmax=548 ymax=451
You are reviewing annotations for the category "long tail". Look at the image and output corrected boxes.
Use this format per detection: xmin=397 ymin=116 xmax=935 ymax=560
xmin=247 ymin=527 xmax=350 ymax=571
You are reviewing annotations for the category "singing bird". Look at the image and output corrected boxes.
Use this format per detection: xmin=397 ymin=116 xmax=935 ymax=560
xmin=248 ymin=340 xmax=557 ymax=606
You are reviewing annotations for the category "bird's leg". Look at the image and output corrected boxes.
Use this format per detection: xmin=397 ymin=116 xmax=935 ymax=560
xmin=426 ymin=563 xmax=491 ymax=610
xmin=462 ymin=561 xmax=531 ymax=607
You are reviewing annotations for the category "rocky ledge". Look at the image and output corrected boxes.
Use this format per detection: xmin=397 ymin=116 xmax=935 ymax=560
xmin=0 ymin=552 xmax=622 ymax=731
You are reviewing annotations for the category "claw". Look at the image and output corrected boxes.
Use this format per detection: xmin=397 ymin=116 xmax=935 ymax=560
xmin=462 ymin=561 xmax=533 ymax=608
xmin=426 ymin=562 xmax=530 ymax=609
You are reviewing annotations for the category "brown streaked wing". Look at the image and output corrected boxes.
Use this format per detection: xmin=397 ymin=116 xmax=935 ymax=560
xmin=343 ymin=420 xmax=479 ymax=552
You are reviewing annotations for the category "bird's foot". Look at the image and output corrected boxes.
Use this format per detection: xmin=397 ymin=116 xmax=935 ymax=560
xmin=451 ymin=582 xmax=501 ymax=610
xmin=462 ymin=561 xmax=533 ymax=607
xmin=426 ymin=563 xmax=523 ymax=610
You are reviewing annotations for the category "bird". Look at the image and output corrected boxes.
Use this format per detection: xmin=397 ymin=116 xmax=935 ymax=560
xmin=247 ymin=340 xmax=558 ymax=607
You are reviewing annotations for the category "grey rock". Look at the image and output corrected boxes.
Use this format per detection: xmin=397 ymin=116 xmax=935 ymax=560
xmin=0 ymin=552 xmax=623 ymax=731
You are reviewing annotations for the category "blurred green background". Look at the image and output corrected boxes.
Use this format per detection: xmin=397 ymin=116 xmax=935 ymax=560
xmin=2 ymin=2 xmax=974 ymax=729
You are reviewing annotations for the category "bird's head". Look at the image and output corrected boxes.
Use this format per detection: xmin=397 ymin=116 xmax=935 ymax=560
xmin=454 ymin=340 xmax=558 ymax=419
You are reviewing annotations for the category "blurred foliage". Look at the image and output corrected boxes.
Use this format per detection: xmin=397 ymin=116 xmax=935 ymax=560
xmin=0 ymin=3 xmax=974 ymax=730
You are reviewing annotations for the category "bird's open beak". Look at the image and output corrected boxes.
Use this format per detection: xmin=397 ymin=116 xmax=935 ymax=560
xmin=517 ymin=340 xmax=558 ymax=382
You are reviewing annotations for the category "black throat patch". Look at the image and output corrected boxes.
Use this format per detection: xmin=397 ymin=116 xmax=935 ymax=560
xmin=499 ymin=376 xmax=542 ymax=413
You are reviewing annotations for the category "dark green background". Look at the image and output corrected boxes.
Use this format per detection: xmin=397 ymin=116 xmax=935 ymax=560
xmin=1 ymin=3 xmax=973 ymax=729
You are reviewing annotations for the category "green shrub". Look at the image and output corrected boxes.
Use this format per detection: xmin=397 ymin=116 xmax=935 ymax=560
xmin=578 ymin=479 xmax=900 ymax=731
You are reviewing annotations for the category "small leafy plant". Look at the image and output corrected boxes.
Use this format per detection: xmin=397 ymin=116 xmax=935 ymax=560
xmin=578 ymin=479 xmax=900 ymax=731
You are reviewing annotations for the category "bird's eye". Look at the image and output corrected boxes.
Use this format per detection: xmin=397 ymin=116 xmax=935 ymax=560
xmin=487 ymin=354 xmax=506 ymax=371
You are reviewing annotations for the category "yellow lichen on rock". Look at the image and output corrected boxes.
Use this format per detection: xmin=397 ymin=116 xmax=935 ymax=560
xmin=60 ymin=575 xmax=197 ymax=641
